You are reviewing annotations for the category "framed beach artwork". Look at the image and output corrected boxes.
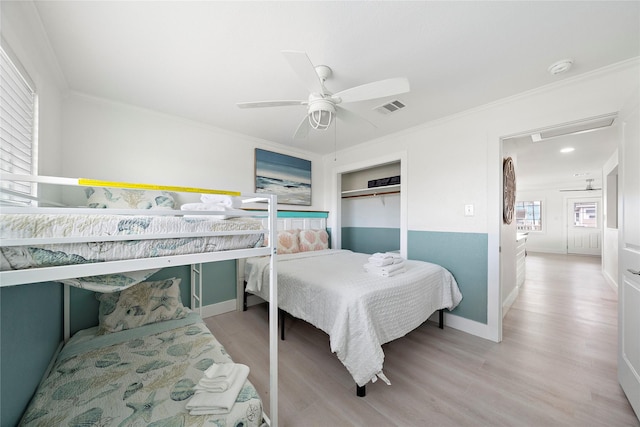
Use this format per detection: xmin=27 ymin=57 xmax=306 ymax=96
xmin=255 ymin=148 xmax=311 ymax=205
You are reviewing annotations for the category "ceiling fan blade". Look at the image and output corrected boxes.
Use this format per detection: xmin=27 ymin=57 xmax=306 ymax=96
xmin=336 ymin=105 xmax=376 ymax=128
xmin=282 ymin=51 xmax=324 ymax=94
xmin=236 ymin=100 xmax=306 ymax=109
xmin=293 ymin=115 xmax=310 ymax=140
xmin=333 ymin=77 xmax=410 ymax=104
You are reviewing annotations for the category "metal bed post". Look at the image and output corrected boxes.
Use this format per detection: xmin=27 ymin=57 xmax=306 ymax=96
xmin=63 ymin=284 xmax=71 ymax=342
xmin=268 ymin=194 xmax=278 ymax=427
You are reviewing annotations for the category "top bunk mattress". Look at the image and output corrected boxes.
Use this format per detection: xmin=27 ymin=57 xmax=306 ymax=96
xmin=0 ymin=213 xmax=264 ymax=290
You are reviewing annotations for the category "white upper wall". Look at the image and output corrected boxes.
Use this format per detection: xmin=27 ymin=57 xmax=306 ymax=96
xmin=2 ymin=1 xmax=65 ymax=177
xmin=61 ymin=93 xmax=325 ymax=210
xmin=324 ymin=60 xmax=640 ymax=236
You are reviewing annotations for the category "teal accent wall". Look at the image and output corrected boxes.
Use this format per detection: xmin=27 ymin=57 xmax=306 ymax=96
xmin=1 ymin=282 xmax=63 ymax=427
xmin=201 ymin=260 xmax=237 ymax=303
xmin=341 ymin=227 xmax=400 ymax=254
xmin=408 ymin=230 xmax=488 ymax=324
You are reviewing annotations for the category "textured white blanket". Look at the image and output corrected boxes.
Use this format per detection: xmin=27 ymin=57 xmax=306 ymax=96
xmin=245 ymin=249 xmax=462 ymax=387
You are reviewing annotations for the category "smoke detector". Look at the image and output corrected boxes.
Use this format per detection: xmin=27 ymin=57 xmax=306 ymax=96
xmin=548 ymin=59 xmax=574 ymax=75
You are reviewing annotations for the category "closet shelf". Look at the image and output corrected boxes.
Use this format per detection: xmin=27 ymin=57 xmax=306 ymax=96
xmin=341 ymin=184 xmax=400 ymax=199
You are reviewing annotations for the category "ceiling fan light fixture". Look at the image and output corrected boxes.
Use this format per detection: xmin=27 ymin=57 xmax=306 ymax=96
xmin=308 ymin=98 xmax=335 ymax=130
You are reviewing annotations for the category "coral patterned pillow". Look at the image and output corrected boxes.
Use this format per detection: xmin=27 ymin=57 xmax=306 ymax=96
xmin=299 ymin=229 xmax=329 ymax=252
xmin=276 ymin=229 xmax=300 ymax=254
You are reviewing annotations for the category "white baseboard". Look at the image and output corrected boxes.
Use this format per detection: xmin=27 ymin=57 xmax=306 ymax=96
xmin=439 ymin=313 xmax=499 ymax=342
xmin=199 ymin=295 xmax=266 ymax=319
xmin=603 ymin=269 xmax=618 ymax=293
xmin=199 ymin=299 xmax=237 ymax=318
xmin=502 ymin=286 xmax=519 ymax=317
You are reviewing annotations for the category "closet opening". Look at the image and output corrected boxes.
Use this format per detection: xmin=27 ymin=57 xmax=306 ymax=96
xmin=332 ymin=153 xmax=407 ymax=257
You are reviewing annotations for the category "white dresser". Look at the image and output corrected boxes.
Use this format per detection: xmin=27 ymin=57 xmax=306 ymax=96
xmin=516 ymin=233 xmax=528 ymax=288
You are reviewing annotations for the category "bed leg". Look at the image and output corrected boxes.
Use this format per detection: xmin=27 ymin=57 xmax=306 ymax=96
xmin=356 ymin=385 xmax=366 ymax=397
xmin=439 ymin=309 xmax=444 ymax=329
xmin=243 ymin=282 xmax=248 ymax=311
xmin=279 ymin=308 xmax=285 ymax=341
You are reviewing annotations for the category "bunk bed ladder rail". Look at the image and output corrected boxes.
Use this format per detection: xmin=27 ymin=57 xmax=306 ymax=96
xmin=191 ymin=263 xmax=204 ymax=317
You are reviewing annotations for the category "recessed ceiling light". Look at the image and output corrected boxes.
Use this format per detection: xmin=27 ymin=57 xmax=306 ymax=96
xmin=574 ymin=172 xmax=590 ymax=177
xmin=548 ymin=59 xmax=574 ymax=75
xmin=560 ymin=147 xmax=575 ymax=153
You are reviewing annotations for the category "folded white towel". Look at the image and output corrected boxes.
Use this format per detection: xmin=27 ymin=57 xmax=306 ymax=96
xmin=204 ymin=362 xmax=235 ymax=380
xmin=186 ymin=363 xmax=250 ymax=415
xmin=200 ymin=194 xmax=242 ymax=208
xmin=367 ymin=257 xmax=395 ymax=267
xmin=370 ymin=252 xmax=394 ymax=259
xmin=196 ymin=363 xmax=240 ymax=392
xmin=181 ymin=202 xmax=228 ymax=211
xmin=363 ymin=261 xmax=406 ymax=277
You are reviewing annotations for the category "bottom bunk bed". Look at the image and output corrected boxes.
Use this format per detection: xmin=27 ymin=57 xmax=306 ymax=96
xmin=19 ymin=278 xmax=264 ymax=427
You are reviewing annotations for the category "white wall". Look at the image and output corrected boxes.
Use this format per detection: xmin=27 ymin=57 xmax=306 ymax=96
xmin=324 ymin=58 xmax=640 ymax=342
xmin=61 ymin=93 xmax=325 ymax=209
xmin=603 ymin=150 xmax=619 ymax=290
xmin=2 ymin=1 xmax=65 ymax=177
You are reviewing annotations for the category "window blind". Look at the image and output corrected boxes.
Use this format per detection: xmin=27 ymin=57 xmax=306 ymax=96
xmin=0 ymin=43 xmax=37 ymax=204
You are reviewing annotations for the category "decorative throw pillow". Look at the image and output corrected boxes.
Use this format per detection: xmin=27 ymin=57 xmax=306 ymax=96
xmin=277 ymin=229 xmax=300 ymax=254
xmin=263 ymin=229 xmax=300 ymax=254
xmin=299 ymin=229 xmax=329 ymax=252
xmin=96 ymin=277 xmax=190 ymax=334
xmin=85 ymin=187 xmax=176 ymax=209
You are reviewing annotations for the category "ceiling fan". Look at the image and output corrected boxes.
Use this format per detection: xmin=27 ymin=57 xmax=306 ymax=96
xmin=559 ymin=178 xmax=602 ymax=192
xmin=236 ymin=51 xmax=410 ymax=139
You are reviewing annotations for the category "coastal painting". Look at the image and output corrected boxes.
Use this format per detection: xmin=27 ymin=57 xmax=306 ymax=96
xmin=255 ymin=148 xmax=311 ymax=205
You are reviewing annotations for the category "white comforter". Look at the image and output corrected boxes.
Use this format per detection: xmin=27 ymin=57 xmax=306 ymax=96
xmin=245 ymin=249 xmax=462 ymax=387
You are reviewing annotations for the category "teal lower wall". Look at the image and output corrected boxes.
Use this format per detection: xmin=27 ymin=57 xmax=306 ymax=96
xmin=408 ymin=230 xmax=488 ymax=324
xmin=1 ymin=282 xmax=63 ymax=427
xmin=341 ymin=227 xmax=400 ymax=254
xmin=341 ymin=227 xmax=488 ymax=324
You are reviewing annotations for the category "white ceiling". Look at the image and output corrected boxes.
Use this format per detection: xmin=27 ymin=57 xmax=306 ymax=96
xmin=30 ymin=1 xmax=640 ymax=186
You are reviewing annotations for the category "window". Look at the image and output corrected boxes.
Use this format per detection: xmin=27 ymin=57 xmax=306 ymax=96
xmin=573 ymin=201 xmax=598 ymax=228
xmin=516 ymin=200 xmax=542 ymax=231
xmin=0 ymin=43 xmax=37 ymax=205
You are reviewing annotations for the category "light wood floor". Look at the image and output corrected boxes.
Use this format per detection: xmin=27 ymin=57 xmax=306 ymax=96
xmin=204 ymin=252 xmax=639 ymax=426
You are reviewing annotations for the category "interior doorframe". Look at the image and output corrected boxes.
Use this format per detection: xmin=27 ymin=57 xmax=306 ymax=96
xmin=331 ymin=151 xmax=408 ymax=257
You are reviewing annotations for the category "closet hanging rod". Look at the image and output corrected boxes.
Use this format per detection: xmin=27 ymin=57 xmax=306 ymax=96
xmin=341 ymin=190 xmax=400 ymax=199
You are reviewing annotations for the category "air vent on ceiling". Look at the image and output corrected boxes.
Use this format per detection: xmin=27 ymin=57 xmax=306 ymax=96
xmin=375 ymin=99 xmax=406 ymax=114
xmin=531 ymin=113 xmax=616 ymax=142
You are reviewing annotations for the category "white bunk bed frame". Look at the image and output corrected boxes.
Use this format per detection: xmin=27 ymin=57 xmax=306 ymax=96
xmin=0 ymin=173 xmax=280 ymax=427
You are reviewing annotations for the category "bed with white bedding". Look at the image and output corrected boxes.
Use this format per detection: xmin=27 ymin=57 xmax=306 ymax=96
xmin=244 ymin=248 xmax=462 ymax=394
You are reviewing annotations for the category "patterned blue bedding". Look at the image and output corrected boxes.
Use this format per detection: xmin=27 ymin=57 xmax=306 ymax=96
xmin=0 ymin=213 xmax=264 ymax=291
xmin=19 ymin=312 xmax=263 ymax=426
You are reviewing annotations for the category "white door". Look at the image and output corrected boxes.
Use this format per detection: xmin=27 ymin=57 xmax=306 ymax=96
xmin=619 ymin=92 xmax=640 ymax=418
xmin=567 ymin=197 xmax=601 ymax=255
